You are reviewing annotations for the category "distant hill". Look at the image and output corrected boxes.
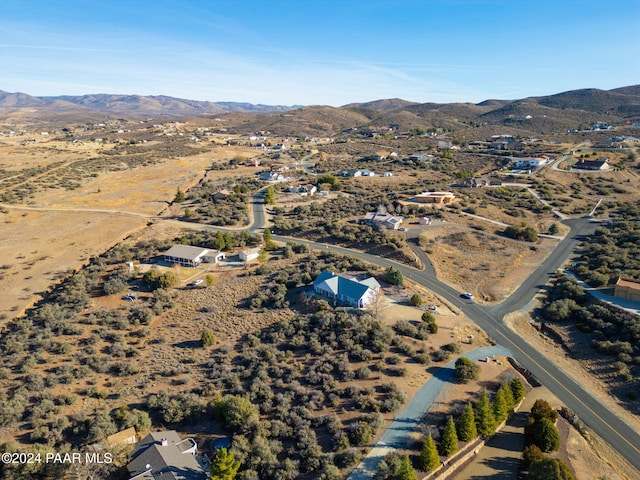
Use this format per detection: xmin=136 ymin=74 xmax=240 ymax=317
xmin=1 ymin=85 xmax=638 ymax=134
xmin=0 ymin=90 xmax=299 ymax=118
xmin=341 ymin=98 xmax=418 ymax=111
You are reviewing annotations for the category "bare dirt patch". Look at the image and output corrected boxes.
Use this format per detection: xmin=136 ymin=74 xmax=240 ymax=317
xmin=418 ymin=225 xmax=555 ymax=301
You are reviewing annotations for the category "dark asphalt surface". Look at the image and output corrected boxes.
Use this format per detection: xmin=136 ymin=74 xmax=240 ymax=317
xmin=170 ymin=192 xmax=640 ymax=472
xmin=273 ymin=217 xmax=640 ymax=473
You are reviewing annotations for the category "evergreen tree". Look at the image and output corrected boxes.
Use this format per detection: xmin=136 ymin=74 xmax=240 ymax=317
xmin=530 ymin=399 xmax=558 ymax=422
xmin=214 ymin=231 xmax=226 ymax=251
xmin=499 ymin=381 xmax=515 ymax=412
xmin=456 ymin=403 xmax=478 ymax=442
xmin=454 ymin=357 xmax=480 ymax=383
xmin=474 ymin=390 xmax=497 ymax=437
xmin=265 ymin=186 xmax=276 ymax=205
xmin=174 ymin=187 xmax=185 ymax=203
xmin=522 ymin=444 xmax=544 ymax=466
xmin=492 ymin=385 xmax=510 ymax=424
xmin=418 ymin=434 xmax=440 ymax=472
xmin=526 ymin=417 xmax=560 ymax=453
xmin=440 ymin=417 xmax=459 ymax=456
xmin=210 ymin=448 xmax=240 ymax=480
xmin=263 ymin=229 xmax=275 ymax=250
xmin=510 ymin=377 xmax=526 ymax=403
xmin=396 ymin=454 xmax=418 ymax=480
xmin=527 ymin=457 xmax=576 ymax=480
xmin=384 ymin=266 xmax=404 ymax=285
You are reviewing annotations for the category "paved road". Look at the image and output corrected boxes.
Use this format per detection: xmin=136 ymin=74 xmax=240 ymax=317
xmin=94 ymin=188 xmax=639 ymax=472
xmin=273 ymin=217 xmax=640 ymax=473
xmin=348 ymin=346 xmax=511 ymax=480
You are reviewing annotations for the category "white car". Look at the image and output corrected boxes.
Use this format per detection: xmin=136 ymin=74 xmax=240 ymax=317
xmin=460 ymin=292 xmax=474 ymax=300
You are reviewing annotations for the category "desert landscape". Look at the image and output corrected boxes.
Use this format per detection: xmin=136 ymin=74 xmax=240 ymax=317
xmin=0 ymin=85 xmax=639 ymax=480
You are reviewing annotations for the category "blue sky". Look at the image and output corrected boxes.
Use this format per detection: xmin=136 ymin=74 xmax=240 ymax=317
xmin=1 ymin=0 xmax=639 ymax=106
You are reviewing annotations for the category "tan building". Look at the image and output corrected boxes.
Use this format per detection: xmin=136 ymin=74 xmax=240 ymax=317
xmin=614 ymin=278 xmax=640 ymax=302
xmin=411 ymin=191 xmax=456 ymax=204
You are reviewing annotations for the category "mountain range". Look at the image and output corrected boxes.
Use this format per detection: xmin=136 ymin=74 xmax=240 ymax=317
xmin=1 ymin=85 xmax=639 ymax=135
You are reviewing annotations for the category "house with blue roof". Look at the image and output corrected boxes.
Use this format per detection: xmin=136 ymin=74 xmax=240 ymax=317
xmin=313 ymin=271 xmax=381 ymax=308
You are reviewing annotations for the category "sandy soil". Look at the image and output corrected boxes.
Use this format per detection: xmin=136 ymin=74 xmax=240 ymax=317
xmin=418 ymin=225 xmax=555 ymax=302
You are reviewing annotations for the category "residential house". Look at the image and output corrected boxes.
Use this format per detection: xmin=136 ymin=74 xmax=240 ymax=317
xmin=259 ymin=171 xmax=286 ymax=182
xmin=409 ymin=153 xmax=434 ymax=162
xmin=419 ymin=217 xmax=432 ymax=225
xmin=239 ymin=247 xmax=262 ymax=262
xmin=574 ymin=158 xmax=610 ymax=170
xmin=614 ymin=278 xmax=640 ymax=303
xmin=489 ymin=135 xmax=523 ymax=150
xmin=246 ymin=158 xmax=261 ymax=167
xmin=288 ymin=184 xmax=317 ymax=197
xmin=338 ymin=169 xmax=363 ymax=177
xmin=126 ymin=431 xmax=206 ymax=480
xmin=163 ymin=245 xmax=225 ymax=267
xmin=513 ymin=157 xmax=549 ymax=169
xmin=313 ymin=271 xmax=381 ymax=309
xmin=410 ymin=191 xmax=457 ymax=204
xmin=362 ymin=211 xmax=404 ymax=230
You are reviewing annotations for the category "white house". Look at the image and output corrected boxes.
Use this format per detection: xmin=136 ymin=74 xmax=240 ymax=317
xmin=362 ymin=212 xmax=404 ymax=230
xmin=163 ymin=245 xmax=225 ymax=267
xmin=239 ymin=247 xmax=262 ymax=262
xmin=288 ymin=184 xmax=317 ymax=196
xmin=313 ymin=271 xmax=381 ymax=308
xmin=513 ymin=157 xmax=548 ymax=169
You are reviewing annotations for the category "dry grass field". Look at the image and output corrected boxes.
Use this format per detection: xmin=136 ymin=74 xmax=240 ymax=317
xmin=417 ymin=225 xmax=556 ymax=301
xmin=0 ymin=208 xmax=146 ymax=321
xmin=0 ymin=131 xmax=260 ymax=324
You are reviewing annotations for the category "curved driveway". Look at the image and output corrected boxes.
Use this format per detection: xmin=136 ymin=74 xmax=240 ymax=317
xmin=272 ymin=217 xmax=640 ymax=472
xmin=348 ymin=346 xmax=511 ymax=479
xmin=88 ymin=187 xmax=639 ymax=472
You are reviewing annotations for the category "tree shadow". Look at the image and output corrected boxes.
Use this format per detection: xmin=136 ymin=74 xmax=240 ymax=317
xmin=173 ymin=340 xmax=201 ymax=349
